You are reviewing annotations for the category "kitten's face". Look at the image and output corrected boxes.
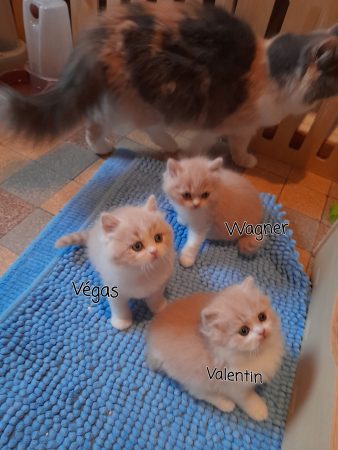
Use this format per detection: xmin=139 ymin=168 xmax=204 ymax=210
xmin=100 ymin=196 xmax=173 ymax=268
xmin=268 ymin=25 xmax=338 ymax=107
xmin=163 ymin=157 xmax=223 ymax=210
xmin=201 ymin=277 xmax=279 ymax=354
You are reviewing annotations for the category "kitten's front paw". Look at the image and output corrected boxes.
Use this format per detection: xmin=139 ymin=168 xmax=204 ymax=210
xmin=179 ymin=252 xmax=196 ymax=268
xmin=244 ymin=395 xmax=268 ymax=421
xmin=238 ymin=236 xmax=262 ymax=255
xmin=110 ymin=316 xmax=132 ymax=331
xmin=151 ymin=299 xmax=167 ymax=314
xmin=176 ymin=215 xmax=186 ymax=226
xmin=216 ymin=398 xmax=235 ymax=413
xmin=233 ymin=154 xmax=257 ymax=169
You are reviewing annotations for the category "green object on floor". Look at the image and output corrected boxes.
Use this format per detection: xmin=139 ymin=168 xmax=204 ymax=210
xmin=329 ymin=202 xmax=338 ymax=224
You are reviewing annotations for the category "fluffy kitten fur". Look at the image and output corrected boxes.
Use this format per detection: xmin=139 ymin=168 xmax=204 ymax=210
xmin=163 ymin=156 xmax=264 ymax=267
xmin=56 ymin=196 xmax=174 ymax=330
xmin=146 ymin=276 xmax=284 ymax=421
xmin=0 ymin=3 xmax=337 ymax=167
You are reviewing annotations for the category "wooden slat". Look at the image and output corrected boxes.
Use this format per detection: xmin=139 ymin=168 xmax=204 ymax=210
xmin=70 ymin=0 xmax=98 ymax=40
xmin=10 ymin=0 xmax=25 ymax=41
xmin=214 ymin=0 xmax=234 ymax=11
xmin=234 ymin=0 xmax=274 ymax=36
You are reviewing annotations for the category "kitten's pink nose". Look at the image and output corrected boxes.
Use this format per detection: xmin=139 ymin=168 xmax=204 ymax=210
xmin=192 ymin=199 xmax=200 ymax=208
xmin=149 ymin=247 xmax=158 ymax=258
xmin=258 ymin=329 xmax=266 ymax=339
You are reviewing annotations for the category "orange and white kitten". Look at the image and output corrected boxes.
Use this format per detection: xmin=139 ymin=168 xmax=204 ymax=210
xmin=147 ymin=276 xmax=284 ymax=421
xmin=163 ymin=156 xmax=264 ymax=267
xmin=56 ymin=195 xmax=174 ymax=330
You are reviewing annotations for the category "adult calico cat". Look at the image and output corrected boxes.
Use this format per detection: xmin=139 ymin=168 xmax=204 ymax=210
xmin=1 ymin=2 xmax=337 ymax=167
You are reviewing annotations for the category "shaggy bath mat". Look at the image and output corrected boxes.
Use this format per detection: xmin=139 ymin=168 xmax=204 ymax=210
xmin=0 ymin=150 xmax=311 ymax=450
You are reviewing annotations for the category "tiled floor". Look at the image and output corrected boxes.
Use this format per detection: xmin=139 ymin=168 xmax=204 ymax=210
xmin=0 ymin=127 xmax=336 ymax=276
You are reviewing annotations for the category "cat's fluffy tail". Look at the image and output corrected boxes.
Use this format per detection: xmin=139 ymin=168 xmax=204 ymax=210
xmin=55 ymin=231 xmax=88 ymax=248
xmin=0 ymin=27 xmax=108 ymax=141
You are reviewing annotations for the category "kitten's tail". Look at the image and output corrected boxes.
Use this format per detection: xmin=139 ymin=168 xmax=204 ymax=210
xmin=55 ymin=231 xmax=88 ymax=249
xmin=0 ymin=27 xmax=108 ymax=142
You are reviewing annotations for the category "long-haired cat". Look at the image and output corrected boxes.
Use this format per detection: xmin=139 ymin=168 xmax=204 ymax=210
xmin=163 ymin=156 xmax=264 ymax=267
xmin=56 ymin=195 xmax=174 ymax=330
xmin=146 ymin=276 xmax=284 ymax=421
xmin=0 ymin=3 xmax=337 ymax=167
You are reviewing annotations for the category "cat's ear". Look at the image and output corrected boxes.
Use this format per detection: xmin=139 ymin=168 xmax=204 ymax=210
xmin=208 ymin=157 xmax=223 ymax=172
xmin=144 ymin=195 xmax=157 ymax=212
xmin=167 ymin=158 xmax=182 ymax=177
xmin=200 ymin=306 xmax=223 ymax=338
xmin=241 ymin=276 xmax=256 ymax=291
xmin=101 ymin=213 xmax=119 ymax=234
xmin=313 ymin=38 xmax=338 ymax=73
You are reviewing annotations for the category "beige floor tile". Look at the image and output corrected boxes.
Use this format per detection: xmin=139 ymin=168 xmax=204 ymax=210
xmin=243 ymin=167 xmax=285 ymax=197
xmin=41 ymin=181 xmax=82 ymax=215
xmin=321 ymin=196 xmax=338 ymax=226
xmin=0 ymin=144 xmax=30 ymax=183
xmin=66 ymin=127 xmax=121 ymax=150
xmin=0 ymin=245 xmax=17 ymax=275
xmin=127 ymin=129 xmax=159 ymax=150
xmin=75 ymin=159 xmax=104 ymax=185
xmin=256 ymin=154 xmax=291 ymax=178
xmin=279 ymin=183 xmax=326 ymax=220
xmin=295 ymin=246 xmax=311 ymax=272
xmin=5 ymin=137 xmax=62 ymax=160
xmin=283 ymin=207 xmax=320 ymax=252
xmin=288 ymin=168 xmax=331 ymax=195
xmin=329 ymin=182 xmax=338 ymax=200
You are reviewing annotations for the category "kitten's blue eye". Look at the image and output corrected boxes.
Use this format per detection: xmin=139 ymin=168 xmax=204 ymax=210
xmin=258 ymin=312 xmax=267 ymax=322
xmin=132 ymin=241 xmax=143 ymax=252
xmin=239 ymin=326 xmax=250 ymax=336
xmin=201 ymin=192 xmax=210 ymax=199
xmin=154 ymin=233 xmax=163 ymax=243
xmin=182 ymin=192 xmax=192 ymax=200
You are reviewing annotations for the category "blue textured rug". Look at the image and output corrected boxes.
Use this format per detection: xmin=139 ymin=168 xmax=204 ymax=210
xmin=0 ymin=151 xmax=311 ymax=450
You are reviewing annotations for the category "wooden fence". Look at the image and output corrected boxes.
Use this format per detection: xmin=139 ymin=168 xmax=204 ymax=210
xmin=70 ymin=0 xmax=338 ymax=180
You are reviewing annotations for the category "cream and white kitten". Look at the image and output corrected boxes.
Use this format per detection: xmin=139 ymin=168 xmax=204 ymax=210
xmin=163 ymin=156 xmax=264 ymax=267
xmin=147 ymin=276 xmax=284 ymax=421
xmin=56 ymin=195 xmax=174 ymax=330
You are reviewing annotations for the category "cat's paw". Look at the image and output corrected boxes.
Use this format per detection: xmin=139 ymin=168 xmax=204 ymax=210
xmin=179 ymin=252 xmax=196 ymax=268
xmin=86 ymin=132 xmax=114 ymax=156
xmin=151 ymin=299 xmax=167 ymax=314
xmin=176 ymin=215 xmax=186 ymax=226
xmin=216 ymin=398 xmax=235 ymax=413
xmin=110 ymin=316 xmax=132 ymax=331
xmin=233 ymin=154 xmax=257 ymax=169
xmin=238 ymin=235 xmax=262 ymax=255
xmin=244 ymin=395 xmax=268 ymax=421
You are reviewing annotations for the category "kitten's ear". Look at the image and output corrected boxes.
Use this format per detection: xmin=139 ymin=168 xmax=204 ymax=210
xmin=144 ymin=195 xmax=157 ymax=212
xmin=241 ymin=276 xmax=256 ymax=291
xmin=101 ymin=213 xmax=119 ymax=234
xmin=167 ymin=158 xmax=181 ymax=177
xmin=313 ymin=38 xmax=338 ymax=74
xmin=208 ymin=157 xmax=223 ymax=172
xmin=201 ymin=306 xmax=221 ymax=334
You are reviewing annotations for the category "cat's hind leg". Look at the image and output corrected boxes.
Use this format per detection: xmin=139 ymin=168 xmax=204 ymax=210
xmin=85 ymin=120 xmax=114 ymax=155
xmin=228 ymin=134 xmax=257 ymax=169
xmin=108 ymin=296 xmax=132 ymax=331
xmin=145 ymin=125 xmax=179 ymax=154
